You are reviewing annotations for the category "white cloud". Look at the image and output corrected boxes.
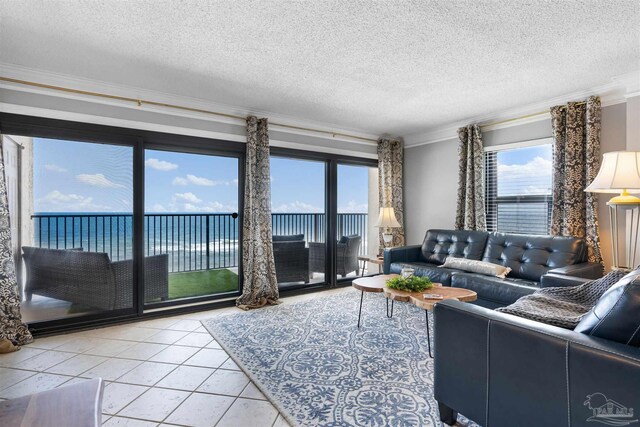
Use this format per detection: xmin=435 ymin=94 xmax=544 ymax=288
xmin=171 ymin=174 xmax=232 ymax=187
xmin=338 ymin=200 xmax=368 ymax=213
xmin=76 ymin=173 xmax=125 ymax=188
xmin=272 ymin=201 xmax=323 ymax=213
xmin=44 ymin=164 xmax=67 ymax=173
xmin=38 ymin=190 xmax=110 ymax=211
xmin=174 ymin=192 xmax=202 ymax=204
xmin=145 ymin=158 xmax=178 ymax=171
xmin=172 ymin=177 xmax=188 ymax=186
xmin=149 ymin=203 xmax=168 ymax=212
xmin=183 ymin=201 xmax=236 ymax=213
xmin=186 ymin=174 xmax=216 ymax=186
xmin=497 ymin=156 xmax=552 ymax=196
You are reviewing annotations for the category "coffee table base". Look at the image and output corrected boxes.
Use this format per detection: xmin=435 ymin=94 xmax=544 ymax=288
xmin=387 ymin=298 xmax=432 ymax=357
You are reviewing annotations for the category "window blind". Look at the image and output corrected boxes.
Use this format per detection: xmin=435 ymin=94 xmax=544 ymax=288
xmin=484 ymin=144 xmax=553 ymax=235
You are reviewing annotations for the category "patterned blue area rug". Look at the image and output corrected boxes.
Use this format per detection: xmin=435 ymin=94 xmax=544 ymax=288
xmin=202 ymin=289 xmax=479 ymax=427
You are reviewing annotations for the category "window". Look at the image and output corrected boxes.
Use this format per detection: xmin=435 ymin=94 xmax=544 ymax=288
xmin=484 ymin=142 xmax=553 ymax=235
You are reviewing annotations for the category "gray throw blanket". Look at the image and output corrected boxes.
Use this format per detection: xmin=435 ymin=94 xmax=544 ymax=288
xmin=496 ymin=270 xmax=626 ymax=329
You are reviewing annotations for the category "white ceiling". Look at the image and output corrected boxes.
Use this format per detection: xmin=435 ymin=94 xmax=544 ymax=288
xmin=1 ymin=1 xmax=639 ymax=138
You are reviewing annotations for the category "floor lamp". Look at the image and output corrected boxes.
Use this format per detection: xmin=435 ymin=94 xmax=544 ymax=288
xmin=585 ymin=151 xmax=640 ymax=271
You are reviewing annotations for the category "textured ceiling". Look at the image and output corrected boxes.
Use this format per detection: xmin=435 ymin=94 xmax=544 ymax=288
xmin=1 ymin=0 xmax=639 ymax=137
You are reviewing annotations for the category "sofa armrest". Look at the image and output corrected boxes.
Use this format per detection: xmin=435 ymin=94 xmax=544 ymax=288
xmin=383 ymin=245 xmax=422 ymax=274
xmin=540 ymin=273 xmax=593 ymax=288
xmin=434 ymin=300 xmax=640 ymax=426
xmin=547 ymin=262 xmax=603 ymax=280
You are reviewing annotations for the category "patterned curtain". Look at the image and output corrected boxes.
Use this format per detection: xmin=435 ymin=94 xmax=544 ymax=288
xmin=551 ymin=96 xmax=603 ymax=264
xmin=378 ymin=138 xmax=405 ymax=248
xmin=455 ymin=124 xmax=486 ymax=230
xmin=0 ymin=136 xmax=33 ymax=351
xmin=236 ymin=117 xmax=279 ymax=310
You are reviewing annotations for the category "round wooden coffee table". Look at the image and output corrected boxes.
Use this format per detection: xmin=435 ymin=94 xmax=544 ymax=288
xmin=352 ymin=274 xmax=399 ymax=328
xmin=383 ymin=285 xmax=477 ymax=357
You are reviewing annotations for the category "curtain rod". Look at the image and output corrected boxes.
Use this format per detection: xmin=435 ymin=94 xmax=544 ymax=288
xmin=480 ymin=100 xmax=587 ymax=129
xmin=0 ymin=77 xmax=379 ymax=143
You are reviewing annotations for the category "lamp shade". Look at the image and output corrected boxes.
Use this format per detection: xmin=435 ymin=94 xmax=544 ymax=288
xmin=585 ymin=151 xmax=640 ymax=194
xmin=375 ymin=207 xmax=401 ymax=228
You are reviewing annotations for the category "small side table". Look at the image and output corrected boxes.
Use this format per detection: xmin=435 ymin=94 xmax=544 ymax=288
xmin=358 ymin=256 xmax=384 ymax=276
xmin=352 ymin=274 xmax=399 ymax=327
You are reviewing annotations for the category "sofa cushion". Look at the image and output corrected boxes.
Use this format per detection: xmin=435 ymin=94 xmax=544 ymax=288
xmin=421 ymin=229 xmax=489 ymax=265
xmin=482 ymin=233 xmax=586 ymax=282
xmin=441 ymin=257 xmax=512 ymax=278
xmin=389 ymin=262 xmax=458 ymax=286
xmin=574 ymin=269 xmax=640 ymax=346
xmin=451 ymin=272 xmax=538 ymax=306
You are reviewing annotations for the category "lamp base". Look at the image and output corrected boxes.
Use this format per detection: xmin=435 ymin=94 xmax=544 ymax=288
xmin=607 ymin=189 xmax=640 ymax=206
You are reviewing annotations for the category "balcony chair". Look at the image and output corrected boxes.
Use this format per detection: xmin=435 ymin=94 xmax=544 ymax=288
xmin=309 ymin=235 xmax=362 ymax=278
xmin=272 ymin=234 xmax=310 ymax=284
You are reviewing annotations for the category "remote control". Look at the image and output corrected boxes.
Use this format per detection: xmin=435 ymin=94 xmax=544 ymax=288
xmin=423 ymin=294 xmax=443 ymax=299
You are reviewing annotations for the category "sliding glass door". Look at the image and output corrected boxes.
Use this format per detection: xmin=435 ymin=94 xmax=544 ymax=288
xmin=336 ymin=163 xmax=379 ymax=281
xmin=270 ymin=156 xmax=327 ymax=287
xmin=144 ymin=149 xmax=240 ymax=306
xmin=13 ymin=135 xmax=135 ymax=323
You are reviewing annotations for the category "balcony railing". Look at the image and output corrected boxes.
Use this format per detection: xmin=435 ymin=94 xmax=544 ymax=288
xmin=31 ymin=212 xmax=369 ymax=273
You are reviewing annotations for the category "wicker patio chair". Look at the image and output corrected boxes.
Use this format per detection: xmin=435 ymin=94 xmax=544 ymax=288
xmin=272 ymin=235 xmax=310 ymax=284
xmin=309 ymin=235 xmax=362 ymax=277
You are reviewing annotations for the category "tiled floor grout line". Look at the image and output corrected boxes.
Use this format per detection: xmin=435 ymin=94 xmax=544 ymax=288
xmin=2 ymin=296 xmax=329 ymax=426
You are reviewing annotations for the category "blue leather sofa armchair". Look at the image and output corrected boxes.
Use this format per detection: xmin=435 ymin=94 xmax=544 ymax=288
xmin=383 ymin=229 xmax=603 ymax=308
xmin=434 ymin=294 xmax=640 ymax=427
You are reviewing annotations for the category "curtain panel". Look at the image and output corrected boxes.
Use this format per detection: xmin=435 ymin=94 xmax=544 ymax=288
xmin=0 ymin=135 xmax=32 ymax=351
xmin=455 ymin=124 xmax=486 ymax=231
xmin=550 ymin=96 xmax=603 ymax=264
xmin=236 ymin=117 xmax=279 ymax=309
xmin=378 ymin=138 xmax=405 ymax=248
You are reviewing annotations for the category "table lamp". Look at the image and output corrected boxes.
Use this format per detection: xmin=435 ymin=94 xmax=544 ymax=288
xmin=375 ymin=207 xmax=401 ymax=249
xmin=585 ymin=151 xmax=640 ymax=270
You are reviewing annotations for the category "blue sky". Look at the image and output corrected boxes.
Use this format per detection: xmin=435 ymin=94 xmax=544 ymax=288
xmin=33 ymin=138 xmax=371 ymax=213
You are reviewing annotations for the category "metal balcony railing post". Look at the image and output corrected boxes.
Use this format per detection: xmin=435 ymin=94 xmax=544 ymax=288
xmin=206 ymin=215 xmax=210 ymax=270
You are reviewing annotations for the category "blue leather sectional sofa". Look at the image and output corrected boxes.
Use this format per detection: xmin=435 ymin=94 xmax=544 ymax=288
xmin=383 ymin=229 xmax=603 ymax=308
xmin=386 ymin=230 xmax=640 ymax=427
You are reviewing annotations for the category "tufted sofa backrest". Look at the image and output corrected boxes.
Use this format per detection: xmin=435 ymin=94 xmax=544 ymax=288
xmin=482 ymin=233 xmax=587 ymax=282
xmin=421 ymin=229 xmax=489 ymax=265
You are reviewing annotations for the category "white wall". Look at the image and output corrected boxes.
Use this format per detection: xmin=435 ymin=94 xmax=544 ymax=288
xmin=403 ymin=103 xmax=628 ymax=270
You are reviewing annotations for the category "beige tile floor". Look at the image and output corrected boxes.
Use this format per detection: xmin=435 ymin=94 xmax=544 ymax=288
xmin=0 ymin=288 xmax=351 ymax=426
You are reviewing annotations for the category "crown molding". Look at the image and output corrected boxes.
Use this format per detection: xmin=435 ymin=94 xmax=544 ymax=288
xmin=405 ymin=70 xmax=640 ymax=149
xmin=0 ymin=62 xmax=380 ymax=146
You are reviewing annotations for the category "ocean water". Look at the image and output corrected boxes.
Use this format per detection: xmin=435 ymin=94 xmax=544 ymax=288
xmin=32 ymin=213 xmax=240 ymax=272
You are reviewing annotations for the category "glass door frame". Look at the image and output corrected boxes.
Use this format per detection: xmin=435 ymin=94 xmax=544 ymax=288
xmin=0 ymin=113 xmax=142 ymax=333
xmin=270 ymin=146 xmax=377 ymax=288
xmin=142 ymin=137 xmax=245 ymax=310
